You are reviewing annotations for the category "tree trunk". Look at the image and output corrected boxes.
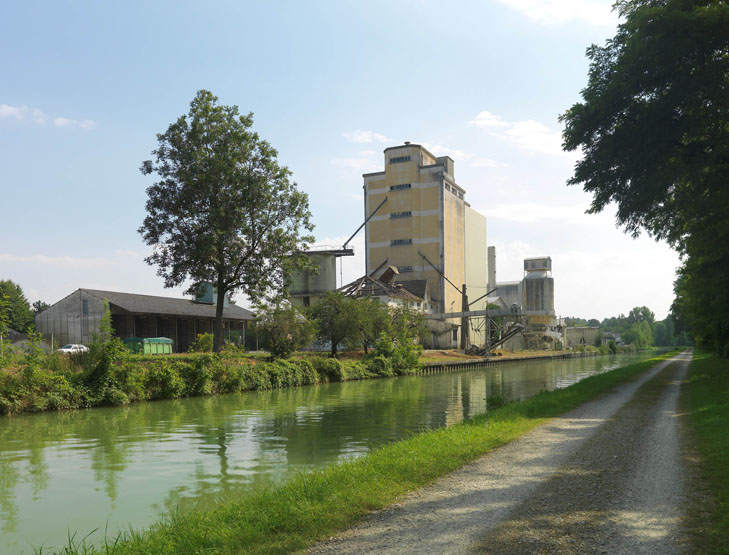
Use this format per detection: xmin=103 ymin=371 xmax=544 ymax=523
xmin=331 ymin=335 xmax=337 ymax=357
xmin=213 ymin=275 xmax=225 ymax=353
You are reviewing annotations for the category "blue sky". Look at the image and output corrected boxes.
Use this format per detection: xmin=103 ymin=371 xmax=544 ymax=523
xmin=0 ymin=0 xmax=680 ymax=320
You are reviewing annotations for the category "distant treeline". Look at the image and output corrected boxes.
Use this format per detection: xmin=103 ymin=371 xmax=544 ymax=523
xmin=563 ymin=306 xmax=690 ymax=349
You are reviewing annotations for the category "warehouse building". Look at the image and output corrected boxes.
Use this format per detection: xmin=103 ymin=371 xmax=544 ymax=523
xmin=35 ymin=288 xmax=254 ymax=352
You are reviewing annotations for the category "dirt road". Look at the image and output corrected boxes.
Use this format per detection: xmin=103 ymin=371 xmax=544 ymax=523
xmin=310 ymin=352 xmax=695 ymax=554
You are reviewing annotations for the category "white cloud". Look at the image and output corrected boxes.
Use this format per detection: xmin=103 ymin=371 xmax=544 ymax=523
xmin=495 ymin=0 xmax=618 ymax=26
xmin=31 ymin=108 xmax=46 ymax=124
xmin=0 ymin=103 xmax=93 ymax=129
xmin=343 ymin=130 xmax=394 ymax=144
xmin=423 ymin=142 xmax=503 ymax=168
xmin=0 ymin=104 xmax=26 ymax=119
xmin=54 ymin=117 xmax=95 ymax=130
xmin=470 ymin=111 xmax=571 ymax=158
xmin=479 ymin=201 xmax=613 ymax=226
xmin=0 ymin=253 xmax=115 ymax=269
xmin=330 ymin=149 xmax=380 ymax=172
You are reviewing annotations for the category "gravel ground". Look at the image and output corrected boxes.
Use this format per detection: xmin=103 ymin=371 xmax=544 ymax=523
xmin=308 ymin=352 xmax=694 ymax=555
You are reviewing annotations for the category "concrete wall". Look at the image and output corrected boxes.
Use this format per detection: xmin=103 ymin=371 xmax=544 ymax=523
xmin=465 ymin=205 xmax=487 ymax=344
xmin=493 ymin=281 xmax=522 ymax=308
xmin=565 ymin=326 xmax=601 ymax=348
xmin=523 ymin=273 xmax=555 ymax=313
xmin=487 ymin=246 xmax=496 ymax=291
xmin=35 ymin=289 xmax=105 ymax=345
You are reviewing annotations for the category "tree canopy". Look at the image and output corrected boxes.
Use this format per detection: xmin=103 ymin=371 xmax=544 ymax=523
xmin=0 ymin=280 xmax=33 ymax=333
xmin=561 ymin=0 xmax=729 ymax=355
xmin=139 ymin=90 xmax=314 ymax=351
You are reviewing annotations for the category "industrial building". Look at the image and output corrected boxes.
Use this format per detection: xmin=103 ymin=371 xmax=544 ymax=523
xmin=35 ymin=288 xmax=254 ymax=352
xmin=488 ymin=250 xmax=563 ymax=350
xmin=362 ymin=143 xmax=487 ymax=347
xmin=288 ymin=246 xmax=353 ymax=308
xmin=287 ymin=141 xmax=570 ymax=352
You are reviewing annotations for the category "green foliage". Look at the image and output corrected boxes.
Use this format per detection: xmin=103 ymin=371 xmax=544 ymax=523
xmin=622 ymin=320 xmax=654 ymax=349
xmin=348 ymin=299 xmax=392 ymax=353
xmin=366 ymin=331 xmax=422 ymax=376
xmin=685 ymin=352 xmax=729 ymax=551
xmin=562 ymin=1 xmax=729 ymax=356
xmin=84 ymin=300 xmax=127 ymax=398
xmin=138 ymin=89 xmax=314 ymax=352
xmin=0 ymin=279 xmax=33 ymax=333
xmin=593 ymin=330 xmax=603 ymax=348
xmin=310 ymin=356 xmax=346 ymax=381
xmin=607 ymin=340 xmax=618 ymax=354
xmin=308 ymin=291 xmax=357 ymax=357
xmin=145 ymin=360 xmax=186 ymax=399
xmin=191 ymin=333 xmax=214 ymax=353
xmin=31 ymin=299 xmax=51 ymax=316
xmin=256 ymin=301 xmax=315 ymax=359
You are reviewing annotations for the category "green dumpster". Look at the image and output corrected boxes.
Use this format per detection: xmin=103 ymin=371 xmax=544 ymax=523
xmin=123 ymin=337 xmax=144 ymax=354
xmin=124 ymin=337 xmax=173 ymax=355
xmin=143 ymin=337 xmax=173 ymax=355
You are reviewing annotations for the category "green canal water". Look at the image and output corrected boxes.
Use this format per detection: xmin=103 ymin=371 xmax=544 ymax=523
xmin=0 ymin=352 xmax=657 ymax=553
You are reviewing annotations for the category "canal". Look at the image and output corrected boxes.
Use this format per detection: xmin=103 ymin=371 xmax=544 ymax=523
xmin=0 ymin=352 xmax=656 ymax=552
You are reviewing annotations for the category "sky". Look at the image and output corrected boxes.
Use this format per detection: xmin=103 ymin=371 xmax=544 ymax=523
xmin=0 ymin=0 xmax=681 ymax=321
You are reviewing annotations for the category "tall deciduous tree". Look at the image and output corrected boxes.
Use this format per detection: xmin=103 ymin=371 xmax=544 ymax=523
xmin=309 ymin=291 xmax=357 ymax=357
xmin=0 ymin=280 xmax=33 ymax=333
xmin=349 ymin=298 xmax=391 ymax=354
xmin=561 ymin=0 xmax=729 ymax=355
xmin=139 ymin=90 xmax=314 ymax=351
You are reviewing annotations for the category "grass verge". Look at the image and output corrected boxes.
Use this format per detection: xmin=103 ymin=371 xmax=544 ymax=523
xmin=58 ymin=351 xmax=680 ymax=554
xmin=684 ymin=351 xmax=729 ymax=553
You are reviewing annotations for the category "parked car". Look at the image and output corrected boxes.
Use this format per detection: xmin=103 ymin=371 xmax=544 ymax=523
xmin=57 ymin=344 xmax=89 ymax=354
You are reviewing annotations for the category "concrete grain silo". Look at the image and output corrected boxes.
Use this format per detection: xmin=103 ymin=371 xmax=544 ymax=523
xmin=522 ymin=257 xmax=554 ymax=313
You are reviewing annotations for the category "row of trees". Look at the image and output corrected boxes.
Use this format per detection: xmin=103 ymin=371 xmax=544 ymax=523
xmin=0 ymin=279 xmax=50 ymax=334
xmin=255 ymin=291 xmax=426 ymax=359
xmin=565 ymin=305 xmax=690 ymax=349
xmin=561 ymin=0 xmax=729 ymax=356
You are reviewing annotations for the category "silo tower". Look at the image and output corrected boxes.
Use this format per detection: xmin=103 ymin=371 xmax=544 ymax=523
xmin=522 ymin=257 xmax=554 ymax=314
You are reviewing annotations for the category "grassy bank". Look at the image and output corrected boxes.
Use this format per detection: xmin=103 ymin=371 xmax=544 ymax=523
xmin=55 ymin=351 xmax=680 ymax=554
xmin=685 ymin=351 xmax=729 ymax=552
xmin=0 ymin=350 xmax=421 ymax=415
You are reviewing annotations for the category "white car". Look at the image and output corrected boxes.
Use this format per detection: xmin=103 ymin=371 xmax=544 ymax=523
xmin=57 ymin=344 xmax=89 ymax=354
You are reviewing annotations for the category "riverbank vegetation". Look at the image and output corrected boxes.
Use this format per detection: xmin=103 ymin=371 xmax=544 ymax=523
xmin=55 ymin=351 xmax=679 ymax=553
xmin=685 ymin=351 xmax=729 ymax=551
xmin=0 ymin=300 xmax=424 ymax=415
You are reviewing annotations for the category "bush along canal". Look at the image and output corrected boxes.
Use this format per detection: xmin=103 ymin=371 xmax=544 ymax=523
xmin=0 ymin=351 xmax=668 ymax=553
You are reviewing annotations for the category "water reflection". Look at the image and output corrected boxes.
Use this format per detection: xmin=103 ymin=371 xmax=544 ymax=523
xmin=0 ymin=352 xmax=654 ymax=553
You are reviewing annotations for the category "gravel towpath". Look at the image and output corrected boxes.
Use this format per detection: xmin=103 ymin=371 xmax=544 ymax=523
xmin=309 ymin=351 xmax=694 ymax=554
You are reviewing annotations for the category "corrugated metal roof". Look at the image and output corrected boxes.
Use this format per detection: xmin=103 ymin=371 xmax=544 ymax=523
xmin=82 ymin=289 xmax=255 ymax=320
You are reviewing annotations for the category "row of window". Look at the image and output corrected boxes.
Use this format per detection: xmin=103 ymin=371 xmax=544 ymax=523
xmin=390 ymin=211 xmax=412 ymax=219
xmin=397 ymin=266 xmax=413 ymax=273
xmin=390 ymin=238 xmax=412 ymax=246
xmin=444 ymin=183 xmax=464 ymax=199
xmin=388 ymin=155 xmax=411 ymax=164
xmin=390 ymin=183 xmax=411 ymax=191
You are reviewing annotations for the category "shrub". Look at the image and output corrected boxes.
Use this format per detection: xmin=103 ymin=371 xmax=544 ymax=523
xmin=191 ymin=333 xmax=214 ymax=353
xmin=366 ymin=354 xmax=394 ymax=377
xmin=311 ymin=357 xmax=346 ymax=381
xmin=145 ymin=361 xmax=185 ymax=399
